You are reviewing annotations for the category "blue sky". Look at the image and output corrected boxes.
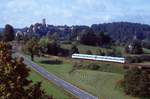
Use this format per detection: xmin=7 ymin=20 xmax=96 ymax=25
xmin=0 ymin=0 xmax=150 ymax=28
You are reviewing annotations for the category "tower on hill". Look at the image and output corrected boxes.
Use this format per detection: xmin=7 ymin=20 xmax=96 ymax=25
xmin=42 ymin=18 xmax=46 ymax=26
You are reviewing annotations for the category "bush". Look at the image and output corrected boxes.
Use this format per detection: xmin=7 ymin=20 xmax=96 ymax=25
xmin=96 ymin=49 xmax=105 ymax=56
xmin=61 ymin=41 xmax=72 ymax=44
xmin=70 ymin=45 xmax=79 ymax=55
xmin=73 ymin=62 xmax=100 ymax=70
xmin=123 ymin=67 xmax=150 ymax=97
xmin=87 ymin=63 xmax=100 ymax=70
xmin=126 ymin=56 xmax=143 ymax=63
xmin=125 ymin=40 xmax=143 ymax=54
xmin=80 ymin=29 xmax=98 ymax=46
xmin=142 ymin=41 xmax=150 ymax=49
xmin=85 ymin=50 xmax=93 ymax=55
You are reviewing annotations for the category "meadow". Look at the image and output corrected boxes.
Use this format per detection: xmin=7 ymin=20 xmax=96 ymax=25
xmin=32 ymin=55 xmax=137 ymax=99
xmin=28 ymin=69 xmax=75 ymax=99
xmin=26 ymin=44 xmax=150 ymax=99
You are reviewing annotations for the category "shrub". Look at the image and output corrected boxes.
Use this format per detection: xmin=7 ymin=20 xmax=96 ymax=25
xmin=70 ymin=45 xmax=79 ymax=55
xmin=123 ymin=67 xmax=150 ymax=97
xmin=73 ymin=62 xmax=100 ymax=70
xmin=87 ymin=63 xmax=100 ymax=70
xmin=85 ymin=50 xmax=93 ymax=55
xmin=61 ymin=41 xmax=72 ymax=44
xmin=125 ymin=40 xmax=143 ymax=54
xmin=96 ymin=49 xmax=105 ymax=56
xmin=126 ymin=56 xmax=143 ymax=63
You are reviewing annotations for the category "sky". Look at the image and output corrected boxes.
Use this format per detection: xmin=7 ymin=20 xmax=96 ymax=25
xmin=0 ymin=0 xmax=150 ymax=28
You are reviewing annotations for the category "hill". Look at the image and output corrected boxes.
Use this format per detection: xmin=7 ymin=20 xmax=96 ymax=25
xmin=92 ymin=22 xmax=150 ymax=43
xmin=0 ymin=28 xmax=3 ymax=32
xmin=19 ymin=22 xmax=150 ymax=43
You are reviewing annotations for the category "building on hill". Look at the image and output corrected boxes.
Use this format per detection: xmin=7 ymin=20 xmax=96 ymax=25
xmin=42 ymin=18 xmax=46 ymax=27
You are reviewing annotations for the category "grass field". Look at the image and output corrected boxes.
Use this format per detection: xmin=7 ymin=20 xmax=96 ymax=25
xmin=31 ymin=55 xmax=137 ymax=99
xmin=61 ymin=43 xmax=112 ymax=54
xmin=24 ymin=43 xmax=150 ymax=99
xmin=143 ymin=48 xmax=150 ymax=54
xmin=28 ymin=69 xmax=74 ymax=99
xmin=61 ymin=43 xmax=150 ymax=55
xmin=61 ymin=43 xmax=126 ymax=55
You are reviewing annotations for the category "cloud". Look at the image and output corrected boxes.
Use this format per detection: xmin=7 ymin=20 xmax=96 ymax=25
xmin=0 ymin=0 xmax=150 ymax=27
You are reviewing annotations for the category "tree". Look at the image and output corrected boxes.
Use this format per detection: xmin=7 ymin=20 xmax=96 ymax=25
xmin=38 ymin=36 xmax=49 ymax=53
xmin=123 ymin=67 xmax=150 ymax=97
xmin=38 ymin=36 xmax=69 ymax=56
xmin=142 ymin=40 xmax=150 ymax=49
xmin=27 ymin=82 xmax=52 ymax=99
xmin=0 ymin=42 xmax=52 ymax=99
xmin=3 ymin=24 xmax=15 ymax=42
xmin=25 ymin=38 xmax=39 ymax=61
xmin=70 ymin=45 xmax=79 ymax=55
xmin=39 ymin=36 xmax=59 ymax=55
xmin=47 ymin=40 xmax=60 ymax=55
xmin=15 ymin=31 xmax=24 ymax=42
xmin=97 ymin=32 xmax=111 ymax=46
xmin=125 ymin=40 xmax=143 ymax=54
xmin=80 ymin=29 xmax=98 ymax=46
xmin=0 ymin=32 xmax=3 ymax=41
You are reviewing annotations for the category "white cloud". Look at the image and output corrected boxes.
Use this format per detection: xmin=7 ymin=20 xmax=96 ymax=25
xmin=0 ymin=0 xmax=150 ymax=27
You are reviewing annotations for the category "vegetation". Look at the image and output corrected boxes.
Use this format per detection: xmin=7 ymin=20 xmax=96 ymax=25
xmin=73 ymin=61 xmax=124 ymax=74
xmin=24 ymin=37 xmax=39 ymax=61
xmin=27 ymin=55 xmax=136 ymax=99
xmin=28 ymin=70 xmax=71 ymax=99
xmin=0 ymin=42 xmax=52 ymax=99
xmin=3 ymin=24 xmax=15 ymax=42
xmin=125 ymin=40 xmax=143 ymax=54
xmin=38 ymin=36 xmax=69 ymax=56
xmin=123 ymin=67 xmax=150 ymax=98
xmin=85 ymin=50 xmax=93 ymax=55
xmin=70 ymin=44 xmax=79 ymax=55
xmin=80 ymin=29 xmax=112 ymax=46
xmin=126 ymin=56 xmax=143 ymax=63
xmin=91 ymin=22 xmax=150 ymax=43
xmin=38 ymin=36 xmax=49 ymax=53
xmin=97 ymin=32 xmax=112 ymax=46
xmin=62 ymin=43 xmax=123 ymax=57
xmin=80 ymin=29 xmax=98 ymax=46
xmin=142 ymin=41 xmax=150 ymax=49
xmin=17 ymin=21 xmax=150 ymax=99
xmin=23 ymin=22 xmax=150 ymax=44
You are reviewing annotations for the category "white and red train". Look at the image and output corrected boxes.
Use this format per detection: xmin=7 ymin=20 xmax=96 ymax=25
xmin=72 ymin=54 xmax=125 ymax=63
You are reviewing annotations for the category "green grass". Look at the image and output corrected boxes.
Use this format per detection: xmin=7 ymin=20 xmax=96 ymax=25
xmin=143 ymin=48 xmax=150 ymax=54
xmin=61 ymin=43 xmax=126 ymax=55
xmin=61 ymin=43 xmax=150 ymax=58
xmin=138 ymin=61 xmax=150 ymax=65
xmin=28 ymin=69 xmax=72 ymax=99
xmin=82 ymin=61 xmax=124 ymax=74
xmin=32 ymin=56 xmax=137 ymax=99
xmin=21 ymin=42 xmax=149 ymax=99
xmin=61 ymin=43 xmax=109 ymax=54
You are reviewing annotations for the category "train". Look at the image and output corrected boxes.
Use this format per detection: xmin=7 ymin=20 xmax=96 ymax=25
xmin=72 ymin=53 xmax=125 ymax=63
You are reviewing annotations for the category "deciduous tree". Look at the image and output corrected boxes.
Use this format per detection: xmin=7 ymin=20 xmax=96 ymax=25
xmin=0 ymin=42 xmax=52 ymax=99
xmin=25 ymin=37 xmax=39 ymax=61
xmin=3 ymin=24 xmax=15 ymax=42
xmin=123 ymin=67 xmax=150 ymax=97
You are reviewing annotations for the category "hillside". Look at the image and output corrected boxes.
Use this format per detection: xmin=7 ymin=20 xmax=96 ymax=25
xmin=0 ymin=28 xmax=3 ymax=32
xmin=20 ymin=22 xmax=150 ymax=43
xmin=92 ymin=22 xmax=150 ymax=43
